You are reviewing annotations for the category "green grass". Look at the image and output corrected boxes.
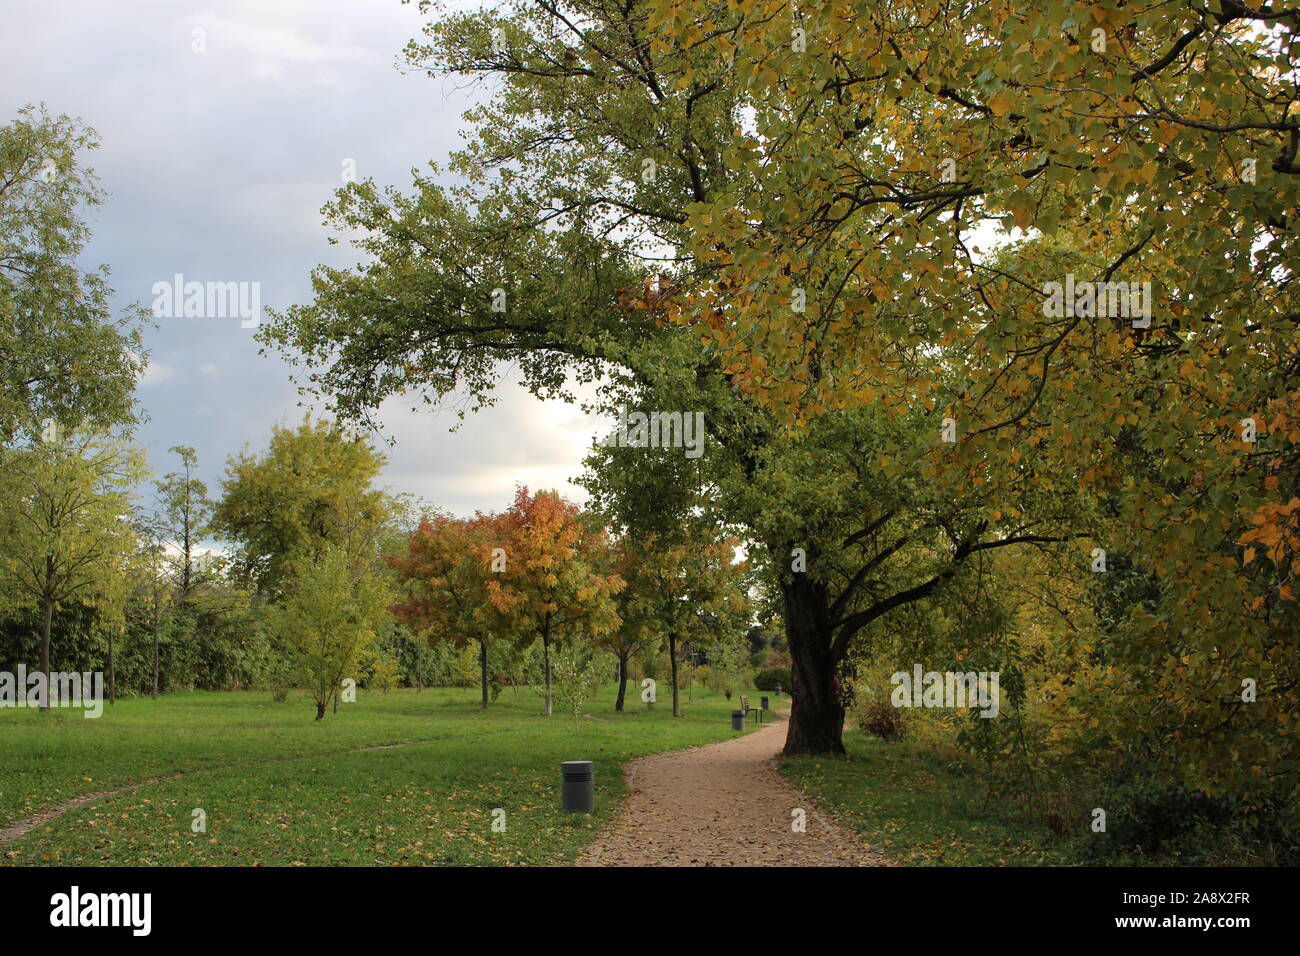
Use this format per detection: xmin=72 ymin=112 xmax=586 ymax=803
xmin=779 ymin=730 xmax=1091 ymax=866
xmin=0 ymin=684 xmax=756 ymax=866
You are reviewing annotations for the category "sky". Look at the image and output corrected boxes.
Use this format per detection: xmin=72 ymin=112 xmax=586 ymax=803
xmin=1 ymin=0 xmax=604 ymax=518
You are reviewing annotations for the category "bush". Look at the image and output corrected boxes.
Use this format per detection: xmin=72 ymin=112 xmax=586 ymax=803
xmin=1087 ymin=773 xmax=1238 ymax=858
xmin=267 ymin=655 xmax=294 ymax=703
xmin=753 ymin=667 xmax=791 ymax=692
xmin=854 ymin=696 xmax=906 ymax=741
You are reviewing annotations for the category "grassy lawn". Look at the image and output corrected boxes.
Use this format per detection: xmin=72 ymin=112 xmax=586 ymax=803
xmin=779 ymin=730 xmax=1092 ymax=866
xmin=0 ymin=684 xmax=754 ymax=866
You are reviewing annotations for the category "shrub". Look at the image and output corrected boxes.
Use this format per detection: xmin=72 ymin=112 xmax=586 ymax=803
xmin=267 ymin=655 xmax=294 ymax=703
xmin=753 ymin=667 xmax=791 ymax=692
xmin=1087 ymin=773 xmax=1238 ymax=858
xmin=854 ymin=696 xmax=906 ymax=741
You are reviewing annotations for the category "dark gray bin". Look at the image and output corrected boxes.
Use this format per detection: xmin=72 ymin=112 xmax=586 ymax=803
xmin=731 ymin=710 xmax=745 ymax=731
xmin=760 ymin=696 xmax=770 ymax=710
xmin=561 ymin=760 xmax=594 ymax=813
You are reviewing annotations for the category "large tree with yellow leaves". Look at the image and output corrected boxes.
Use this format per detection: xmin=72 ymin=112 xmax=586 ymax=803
xmin=264 ymin=1 xmax=1296 ymax=785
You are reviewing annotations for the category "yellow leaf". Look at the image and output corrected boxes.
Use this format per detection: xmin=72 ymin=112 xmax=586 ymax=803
xmin=988 ymin=92 xmax=1013 ymax=117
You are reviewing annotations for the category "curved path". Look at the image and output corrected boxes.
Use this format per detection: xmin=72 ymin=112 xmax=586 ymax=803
xmin=0 ymin=740 xmax=422 ymax=848
xmin=578 ymin=710 xmax=891 ymax=866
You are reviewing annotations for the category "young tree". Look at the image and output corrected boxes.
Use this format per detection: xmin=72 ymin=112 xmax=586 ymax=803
xmin=625 ymin=531 xmax=749 ymax=717
xmin=550 ymin=640 xmax=602 ymax=725
xmin=485 ymin=488 xmax=623 ymax=716
xmin=706 ymin=631 xmax=751 ymax=702
xmin=583 ymin=441 xmax=751 ymax=716
xmin=155 ymin=445 xmax=213 ymax=605
xmin=594 ymin=535 xmax=657 ymax=712
xmin=389 ymin=512 xmax=500 ymax=709
xmin=129 ymin=517 xmax=171 ymax=699
xmin=0 ymin=428 xmax=144 ymax=708
xmin=265 ymin=543 xmax=392 ymax=720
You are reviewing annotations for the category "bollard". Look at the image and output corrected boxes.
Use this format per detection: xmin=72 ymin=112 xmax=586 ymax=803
xmin=561 ymin=760 xmax=594 ymax=813
xmin=731 ymin=710 xmax=745 ymax=732
xmin=760 ymin=696 xmax=770 ymax=710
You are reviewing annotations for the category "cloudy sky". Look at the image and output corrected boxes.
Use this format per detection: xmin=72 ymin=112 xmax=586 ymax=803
xmin=1 ymin=0 xmax=603 ymax=517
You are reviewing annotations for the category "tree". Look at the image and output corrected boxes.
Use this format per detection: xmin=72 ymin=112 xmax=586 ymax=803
xmin=484 ymin=488 xmax=623 ymax=716
xmin=594 ymin=535 xmax=658 ymax=712
xmin=706 ymin=631 xmax=750 ymax=701
xmin=211 ymin=416 xmax=390 ymax=598
xmin=155 ymin=445 xmax=213 ymax=604
xmin=0 ymin=428 xmax=143 ymax=708
xmin=260 ymin=0 xmax=1300 ymax=771
xmin=124 ymin=445 xmax=212 ymax=701
xmin=367 ymin=644 xmax=402 ymax=694
xmin=265 ymin=543 xmax=391 ymax=720
xmin=260 ymin=1 xmax=1080 ymax=754
xmin=389 ymin=512 xmax=501 ymax=709
xmin=643 ymin=0 xmax=1300 ymax=783
xmin=129 ymin=516 xmax=171 ymax=700
xmin=0 ymin=106 xmax=144 ymax=444
xmin=550 ymin=640 xmax=602 ymax=724
xmin=629 ymin=531 xmax=749 ymax=717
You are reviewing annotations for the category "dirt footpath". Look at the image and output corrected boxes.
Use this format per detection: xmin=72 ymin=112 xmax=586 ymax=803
xmin=578 ymin=710 xmax=890 ymax=866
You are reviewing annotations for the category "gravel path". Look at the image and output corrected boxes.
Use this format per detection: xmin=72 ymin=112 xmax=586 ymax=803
xmin=578 ymin=710 xmax=891 ymax=866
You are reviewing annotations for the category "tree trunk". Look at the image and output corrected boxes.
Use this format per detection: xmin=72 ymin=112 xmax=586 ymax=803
xmin=151 ymin=604 xmax=160 ymax=700
xmin=479 ymin=637 xmax=489 ymax=709
xmin=39 ymin=594 xmax=53 ymax=712
xmin=685 ymin=640 xmax=694 ymax=702
xmin=315 ymin=700 xmax=327 ymax=720
xmin=541 ymin=619 xmax=553 ymax=716
xmin=781 ymin=576 xmax=846 ymax=756
xmin=615 ymin=652 xmax=628 ymax=712
xmin=332 ymin=690 xmax=339 ymax=714
xmin=182 ymin=511 xmax=192 ymax=602
xmin=669 ymin=632 xmax=681 ymax=717
xmin=108 ymin=627 xmax=117 ymax=706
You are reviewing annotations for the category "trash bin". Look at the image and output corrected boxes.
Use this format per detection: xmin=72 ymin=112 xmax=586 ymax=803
xmin=731 ymin=710 xmax=745 ymax=731
xmin=775 ymin=686 xmax=782 ymax=697
xmin=760 ymin=696 xmax=770 ymax=710
xmin=561 ymin=760 xmax=594 ymax=813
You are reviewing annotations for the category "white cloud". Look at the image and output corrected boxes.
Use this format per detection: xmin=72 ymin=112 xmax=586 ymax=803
xmin=138 ymin=360 xmax=179 ymax=388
